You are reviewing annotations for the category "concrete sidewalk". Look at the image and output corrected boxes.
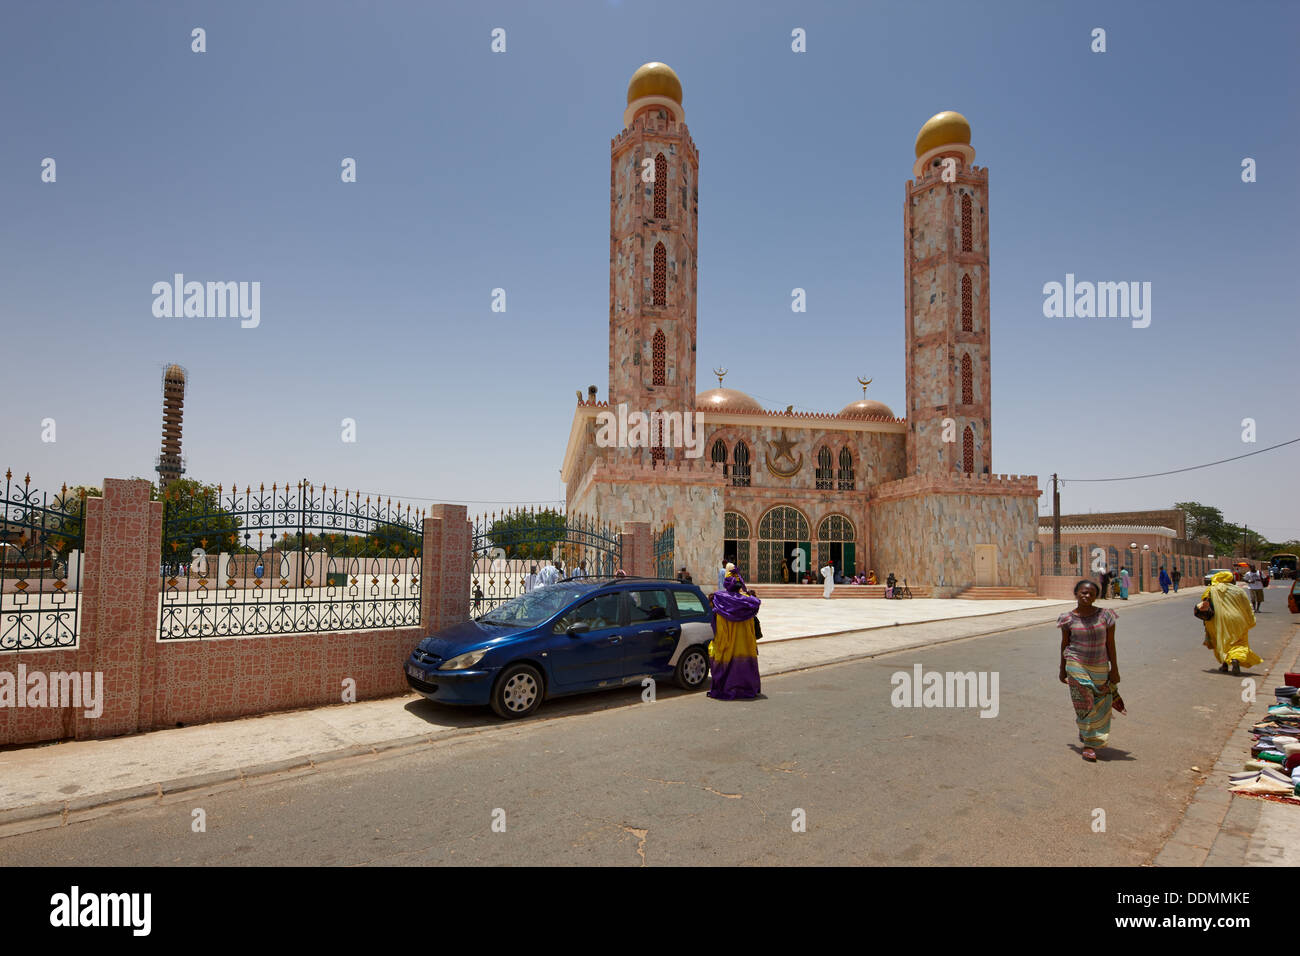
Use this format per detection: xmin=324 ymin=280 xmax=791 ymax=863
xmin=0 ymin=586 xmax=1187 ymax=836
xmin=1154 ymin=619 xmax=1300 ymax=868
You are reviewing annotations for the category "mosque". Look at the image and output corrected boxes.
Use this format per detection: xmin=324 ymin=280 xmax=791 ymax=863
xmin=559 ymin=63 xmax=1040 ymax=594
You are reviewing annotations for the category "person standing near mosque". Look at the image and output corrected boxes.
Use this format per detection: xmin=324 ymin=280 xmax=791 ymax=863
xmin=1119 ymin=567 xmax=1131 ymax=600
xmin=718 ymin=558 xmax=728 ymax=592
xmin=708 ymin=563 xmax=761 ymax=700
xmin=821 ymin=559 xmax=835 ymax=599
xmin=1171 ymin=567 xmax=1181 ymax=592
xmin=524 ymin=565 xmax=540 ymax=592
xmin=1158 ymin=565 xmax=1171 ymax=594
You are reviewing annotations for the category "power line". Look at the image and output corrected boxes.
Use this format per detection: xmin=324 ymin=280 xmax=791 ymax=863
xmin=1063 ymin=437 xmax=1300 ymax=483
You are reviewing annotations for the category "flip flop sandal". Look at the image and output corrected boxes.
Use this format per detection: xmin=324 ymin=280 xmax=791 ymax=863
xmin=1082 ymin=748 xmax=1098 ymax=762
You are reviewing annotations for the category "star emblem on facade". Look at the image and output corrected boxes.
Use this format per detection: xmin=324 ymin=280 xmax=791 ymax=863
xmin=768 ymin=430 xmax=797 ymax=465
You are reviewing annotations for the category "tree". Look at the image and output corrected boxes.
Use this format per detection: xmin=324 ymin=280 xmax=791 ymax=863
xmin=1176 ymin=501 xmax=1226 ymax=545
xmin=159 ymin=478 xmax=244 ymax=568
xmin=488 ymin=509 xmax=566 ymax=561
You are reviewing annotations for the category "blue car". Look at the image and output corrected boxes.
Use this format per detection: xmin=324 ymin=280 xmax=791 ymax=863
xmin=403 ymin=578 xmax=715 ymax=719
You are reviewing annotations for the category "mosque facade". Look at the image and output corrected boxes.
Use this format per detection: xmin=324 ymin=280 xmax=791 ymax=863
xmin=560 ymin=63 xmax=1039 ymax=594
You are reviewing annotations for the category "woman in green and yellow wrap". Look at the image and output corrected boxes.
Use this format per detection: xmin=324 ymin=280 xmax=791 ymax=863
xmin=1200 ymin=570 xmax=1261 ymax=676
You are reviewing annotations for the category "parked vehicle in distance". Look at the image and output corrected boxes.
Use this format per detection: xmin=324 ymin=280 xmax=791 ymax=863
xmin=403 ymin=577 xmax=714 ymax=719
xmin=1271 ymin=553 xmax=1298 ymax=580
xmin=1204 ymin=568 xmax=1234 ymax=586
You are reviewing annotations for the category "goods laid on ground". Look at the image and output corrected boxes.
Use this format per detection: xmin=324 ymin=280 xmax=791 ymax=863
xmin=1230 ymin=674 xmax=1300 ymax=803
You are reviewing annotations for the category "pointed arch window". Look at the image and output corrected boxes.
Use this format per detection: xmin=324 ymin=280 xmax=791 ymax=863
xmin=961 ymin=194 xmax=973 ymax=252
xmin=961 ymin=353 xmax=973 ymax=405
xmin=652 ymin=329 xmax=666 ymax=385
xmin=815 ymin=446 xmax=834 ymax=490
xmin=962 ymin=425 xmax=975 ymax=473
xmin=961 ymin=274 xmax=973 ymax=332
xmin=653 ymin=242 xmax=666 ymax=307
xmin=653 ymin=152 xmax=667 ymax=219
xmin=732 ymin=441 xmax=751 ymax=487
xmin=711 ymin=438 xmax=728 ymax=475
xmin=837 ymin=447 xmax=855 ymax=490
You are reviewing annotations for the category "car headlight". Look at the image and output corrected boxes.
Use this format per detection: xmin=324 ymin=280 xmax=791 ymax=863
xmin=440 ymin=649 xmax=489 ymax=671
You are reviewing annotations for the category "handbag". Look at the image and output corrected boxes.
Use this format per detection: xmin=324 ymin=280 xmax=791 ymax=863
xmin=753 ymin=616 xmax=763 ymax=640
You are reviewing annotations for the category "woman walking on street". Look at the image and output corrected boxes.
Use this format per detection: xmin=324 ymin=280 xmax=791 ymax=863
xmin=1159 ymin=566 xmax=1171 ymax=594
xmin=1058 ymin=580 xmax=1124 ymax=762
xmin=708 ymin=563 xmax=761 ymax=700
xmin=1119 ymin=567 xmax=1131 ymax=599
xmin=1199 ymin=570 xmax=1261 ymax=675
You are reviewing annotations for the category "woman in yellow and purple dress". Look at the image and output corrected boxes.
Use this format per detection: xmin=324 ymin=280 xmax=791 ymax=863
xmin=708 ymin=564 xmax=761 ymax=700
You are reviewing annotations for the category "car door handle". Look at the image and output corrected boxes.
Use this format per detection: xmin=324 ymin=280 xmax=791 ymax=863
xmin=665 ymin=626 xmax=681 ymax=636
xmin=602 ymin=635 xmax=622 ymax=645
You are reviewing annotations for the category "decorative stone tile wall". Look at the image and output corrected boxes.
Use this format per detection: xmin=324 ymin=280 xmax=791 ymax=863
xmin=869 ymin=477 xmax=1038 ymax=592
xmin=1 ymin=482 xmax=472 ymax=747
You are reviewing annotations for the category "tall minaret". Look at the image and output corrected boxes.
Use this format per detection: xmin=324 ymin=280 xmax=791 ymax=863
xmin=156 ymin=363 xmax=187 ymax=493
xmin=608 ymin=62 xmax=699 ymax=455
xmin=903 ymin=111 xmax=992 ymax=477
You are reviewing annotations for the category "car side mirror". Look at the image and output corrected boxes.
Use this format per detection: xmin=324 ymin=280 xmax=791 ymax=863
xmin=566 ymin=623 xmax=591 ymax=638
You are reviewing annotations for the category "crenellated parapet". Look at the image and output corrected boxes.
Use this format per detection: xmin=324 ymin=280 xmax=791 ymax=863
xmin=870 ymin=471 xmax=1040 ymax=502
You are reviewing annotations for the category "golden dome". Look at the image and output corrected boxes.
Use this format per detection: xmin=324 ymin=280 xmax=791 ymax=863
xmin=914 ymin=111 xmax=971 ymax=158
xmin=627 ymin=62 xmax=682 ymax=106
xmin=697 ymin=388 xmax=762 ymax=413
xmin=839 ymin=399 xmax=895 ymax=419
xmin=163 ymin=364 xmax=187 ymax=383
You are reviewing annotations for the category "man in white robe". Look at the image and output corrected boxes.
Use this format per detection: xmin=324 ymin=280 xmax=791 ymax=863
xmin=821 ymin=561 xmax=835 ymax=599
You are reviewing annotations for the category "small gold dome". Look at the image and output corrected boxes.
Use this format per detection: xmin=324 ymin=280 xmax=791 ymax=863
xmin=840 ymin=399 xmax=895 ymax=419
xmin=914 ymin=111 xmax=971 ymax=158
xmin=163 ymin=364 xmax=187 ymax=383
xmin=697 ymin=388 xmax=762 ymax=413
xmin=627 ymin=62 xmax=682 ymax=106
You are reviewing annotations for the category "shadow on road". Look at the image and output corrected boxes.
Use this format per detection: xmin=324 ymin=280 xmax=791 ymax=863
xmin=400 ymin=681 xmax=705 ymax=728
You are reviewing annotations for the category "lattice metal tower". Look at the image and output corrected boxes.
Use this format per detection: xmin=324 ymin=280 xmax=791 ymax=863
xmin=156 ymin=364 xmax=187 ymax=493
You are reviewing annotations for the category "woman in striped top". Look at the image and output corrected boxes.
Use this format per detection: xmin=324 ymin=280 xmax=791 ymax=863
xmin=1058 ymin=579 xmax=1124 ymax=762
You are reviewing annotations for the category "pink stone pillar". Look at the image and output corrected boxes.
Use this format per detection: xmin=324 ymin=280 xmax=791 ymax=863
xmin=422 ymin=504 xmax=470 ymax=633
xmin=76 ymin=478 xmax=163 ymax=739
xmin=620 ymin=521 xmax=652 ymax=577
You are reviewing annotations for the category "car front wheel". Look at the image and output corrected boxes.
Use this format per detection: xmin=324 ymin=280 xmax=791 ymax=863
xmin=491 ymin=663 xmax=544 ymax=719
xmin=675 ymin=646 xmax=709 ymax=691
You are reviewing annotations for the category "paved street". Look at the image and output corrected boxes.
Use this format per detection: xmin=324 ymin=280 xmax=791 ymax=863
xmin=1 ymin=593 xmax=1294 ymax=865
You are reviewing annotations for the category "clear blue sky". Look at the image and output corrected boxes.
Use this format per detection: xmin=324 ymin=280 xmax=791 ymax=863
xmin=2 ymin=0 xmax=1296 ymax=541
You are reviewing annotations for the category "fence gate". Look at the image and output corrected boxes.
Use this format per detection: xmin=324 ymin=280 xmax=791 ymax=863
xmin=470 ymin=509 xmax=621 ymax=617
xmin=159 ymin=481 xmax=423 ymax=639
xmin=0 ymin=471 xmax=86 ymax=650
xmin=654 ymin=523 xmax=675 ymax=579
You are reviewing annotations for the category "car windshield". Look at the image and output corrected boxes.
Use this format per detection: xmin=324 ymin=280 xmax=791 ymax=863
xmin=480 ymin=583 xmax=597 ymax=627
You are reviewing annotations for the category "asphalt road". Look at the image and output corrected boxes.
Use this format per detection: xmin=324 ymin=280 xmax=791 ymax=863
xmin=3 ymin=589 xmax=1295 ymax=866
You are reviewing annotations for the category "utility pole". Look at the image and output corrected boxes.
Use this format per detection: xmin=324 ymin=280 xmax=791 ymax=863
xmin=1052 ymin=473 xmax=1061 ymax=575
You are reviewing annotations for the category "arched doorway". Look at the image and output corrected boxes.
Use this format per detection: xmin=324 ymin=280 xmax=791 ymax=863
xmin=817 ymin=514 xmax=856 ymax=578
xmin=757 ymin=505 xmax=810 ymax=584
xmin=723 ymin=511 xmax=751 ymax=581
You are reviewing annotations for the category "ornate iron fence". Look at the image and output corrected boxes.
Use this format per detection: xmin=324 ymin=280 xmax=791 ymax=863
xmin=470 ymin=508 xmax=620 ymax=617
xmin=654 ymin=522 xmax=675 ymax=579
xmin=159 ymin=482 xmax=423 ymax=640
xmin=1 ymin=471 xmax=88 ymax=651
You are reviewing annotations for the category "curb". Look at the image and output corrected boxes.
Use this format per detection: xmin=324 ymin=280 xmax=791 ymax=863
xmin=0 ymin=589 xmax=1199 ymax=835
